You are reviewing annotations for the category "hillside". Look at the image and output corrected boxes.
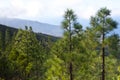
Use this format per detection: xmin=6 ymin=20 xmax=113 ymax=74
xmin=0 ymin=24 xmax=59 ymax=43
xmin=0 ymin=18 xmax=63 ymax=37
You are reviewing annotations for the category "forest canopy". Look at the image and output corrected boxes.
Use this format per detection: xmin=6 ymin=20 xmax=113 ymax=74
xmin=0 ymin=7 xmax=120 ymax=80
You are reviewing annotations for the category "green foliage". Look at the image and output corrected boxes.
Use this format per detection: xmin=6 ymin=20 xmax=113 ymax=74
xmin=8 ymin=27 xmax=42 ymax=79
xmin=90 ymin=7 xmax=117 ymax=34
xmin=90 ymin=7 xmax=118 ymax=80
xmin=106 ymin=34 xmax=120 ymax=58
xmin=44 ymin=55 xmax=68 ymax=80
xmin=0 ymin=8 xmax=120 ymax=80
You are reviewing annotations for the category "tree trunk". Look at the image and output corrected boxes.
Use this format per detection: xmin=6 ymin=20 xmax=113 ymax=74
xmin=69 ymin=21 xmax=73 ymax=80
xmin=102 ymin=17 xmax=105 ymax=80
xmin=102 ymin=33 xmax=105 ymax=80
xmin=69 ymin=62 xmax=73 ymax=80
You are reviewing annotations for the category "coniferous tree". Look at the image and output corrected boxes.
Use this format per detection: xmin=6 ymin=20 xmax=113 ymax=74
xmin=62 ymin=9 xmax=82 ymax=80
xmin=46 ymin=9 xmax=83 ymax=80
xmin=8 ymin=26 xmax=41 ymax=80
xmin=90 ymin=7 xmax=118 ymax=80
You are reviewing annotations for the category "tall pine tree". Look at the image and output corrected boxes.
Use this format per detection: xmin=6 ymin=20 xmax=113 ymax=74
xmin=90 ymin=7 xmax=118 ymax=80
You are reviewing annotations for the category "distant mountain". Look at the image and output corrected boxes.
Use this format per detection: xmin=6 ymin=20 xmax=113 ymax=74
xmin=0 ymin=17 xmax=119 ymax=37
xmin=0 ymin=18 xmax=63 ymax=37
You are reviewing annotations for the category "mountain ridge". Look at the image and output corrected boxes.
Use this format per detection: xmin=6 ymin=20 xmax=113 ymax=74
xmin=0 ymin=18 xmax=63 ymax=37
xmin=0 ymin=24 xmax=59 ymax=42
xmin=0 ymin=17 xmax=119 ymax=37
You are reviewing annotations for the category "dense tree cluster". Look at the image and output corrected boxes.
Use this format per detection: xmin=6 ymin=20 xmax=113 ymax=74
xmin=0 ymin=8 xmax=120 ymax=80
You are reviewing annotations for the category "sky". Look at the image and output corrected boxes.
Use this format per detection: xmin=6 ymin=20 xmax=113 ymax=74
xmin=0 ymin=0 xmax=120 ymax=26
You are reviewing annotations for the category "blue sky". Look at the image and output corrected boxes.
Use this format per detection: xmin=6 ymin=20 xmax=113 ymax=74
xmin=0 ymin=0 xmax=120 ymax=26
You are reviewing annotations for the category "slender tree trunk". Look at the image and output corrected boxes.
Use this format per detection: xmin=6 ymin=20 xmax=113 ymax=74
xmin=69 ymin=62 xmax=73 ymax=80
xmin=102 ymin=18 xmax=105 ymax=80
xmin=102 ymin=33 xmax=105 ymax=80
xmin=69 ymin=21 xmax=73 ymax=80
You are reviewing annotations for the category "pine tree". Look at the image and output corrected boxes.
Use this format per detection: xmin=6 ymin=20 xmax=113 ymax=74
xmin=90 ymin=7 xmax=118 ymax=80
xmin=46 ymin=9 xmax=83 ymax=80
xmin=62 ymin=9 xmax=83 ymax=80
xmin=8 ymin=26 xmax=41 ymax=79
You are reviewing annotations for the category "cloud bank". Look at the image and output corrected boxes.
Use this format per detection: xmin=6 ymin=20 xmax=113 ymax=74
xmin=0 ymin=0 xmax=119 ymax=24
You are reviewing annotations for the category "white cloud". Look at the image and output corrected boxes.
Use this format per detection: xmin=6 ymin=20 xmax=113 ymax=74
xmin=76 ymin=7 xmax=96 ymax=20
xmin=112 ymin=9 xmax=120 ymax=17
xmin=39 ymin=0 xmax=82 ymax=17
xmin=0 ymin=0 xmax=44 ymax=19
xmin=0 ymin=0 xmax=119 ymax=24
xmin=52 ymin=0 xmax=82 ymax=7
